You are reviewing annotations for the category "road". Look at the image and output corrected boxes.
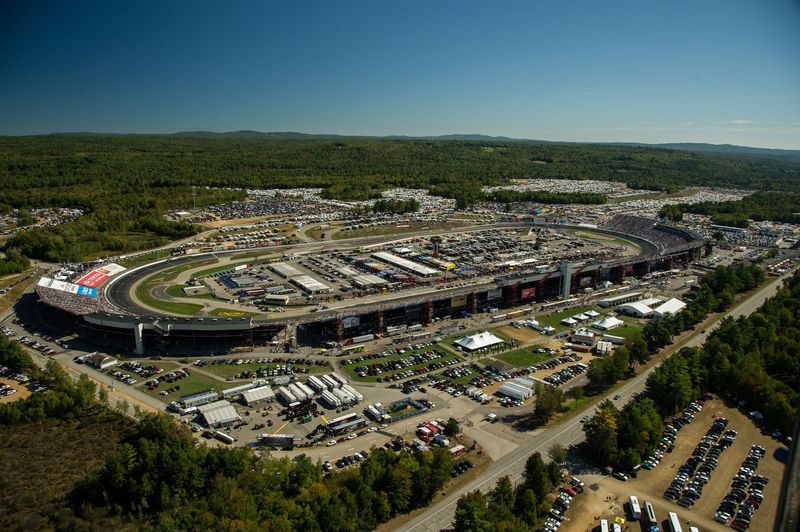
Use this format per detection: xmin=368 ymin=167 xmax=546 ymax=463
xmin=402 ymin=272 xmax=790 ymax=532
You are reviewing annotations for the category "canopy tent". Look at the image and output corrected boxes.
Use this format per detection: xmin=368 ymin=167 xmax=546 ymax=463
xmin=456 ymin=331 xmax=505 ymax=351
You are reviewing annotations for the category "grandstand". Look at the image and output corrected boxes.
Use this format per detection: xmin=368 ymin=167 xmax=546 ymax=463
xmin=603 ymin=215 xmax=699 ymax=253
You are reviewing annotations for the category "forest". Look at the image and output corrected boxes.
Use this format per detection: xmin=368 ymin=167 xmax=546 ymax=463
xmin=2 ymin=134 xmax=800 ymax=261
xmin=0 ymin=335 xmax=457 ymax=531
xmin=579 ymin=269 xmax=799 ymax=473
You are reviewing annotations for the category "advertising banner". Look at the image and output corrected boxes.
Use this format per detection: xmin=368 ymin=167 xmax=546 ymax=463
xmin=342 ymin=316 xmax=361 ymax=328
xmin=521 ymin=287 xmax=536 ymax=300
xmin=76 ymin=263 xmax=127 ymax=288
xmin=451 ymin=295 xmax=468 ymax=308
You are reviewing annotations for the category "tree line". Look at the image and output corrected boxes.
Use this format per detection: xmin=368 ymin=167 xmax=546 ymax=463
xmin=454 ymin=451 xmax=563 ymax=531
xmin=0 ymin=248 xmax=30 ymax=275
xmin=580 ymin=269 xmax=799 ymax=472
xmin=647 ymin=270 xmax=800 ymax=434
xmin=3 ymin=135 xmax=800 ymax=261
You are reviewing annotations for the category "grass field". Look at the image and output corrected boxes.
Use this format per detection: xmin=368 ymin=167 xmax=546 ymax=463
xmin=117 ymin=249 xmax=173 ymax=268
xmin=140 ymin=371 xmax=223 ymax=402
xmin=493 ymin=348 xmax=550 ymax=369
xmin=165 ymin=283 xmax=218 ymax=300
xmin=535 ymin=306 xmax=593 ymax=332
xmin=199 ymin=361 xmax=330 ymax=379
xmin=135 ymin=282 xmax=203 ymax=315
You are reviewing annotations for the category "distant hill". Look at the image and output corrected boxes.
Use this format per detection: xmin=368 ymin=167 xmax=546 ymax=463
xmin=40 ymin=130 xmax=799 ymax=156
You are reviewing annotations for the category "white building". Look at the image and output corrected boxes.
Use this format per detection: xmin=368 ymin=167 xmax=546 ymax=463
xmin=653 ymin=298 xmax=686 ymax=318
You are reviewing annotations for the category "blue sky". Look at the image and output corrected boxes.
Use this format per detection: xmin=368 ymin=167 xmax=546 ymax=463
xmin=1 ymin=0 xmax=799 ymax=148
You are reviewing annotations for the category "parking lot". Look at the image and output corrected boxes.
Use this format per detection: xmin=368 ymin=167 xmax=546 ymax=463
xmin=565 ymin=399 xmax=789 ymax=532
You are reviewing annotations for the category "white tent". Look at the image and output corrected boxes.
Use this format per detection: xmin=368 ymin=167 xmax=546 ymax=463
xmin=574 ymin=313 xmax=589 ymax=321
xmin=593 ymin=316 xmax=624 ymax=330
xmin=653 ymin=298 xmax=686 ymax=318
xmin=561 ymin=317 xmax=578 ymax=326
xmin=585 ymin=309 xmax=600 ymax=318
xmin=456 ymin=331 xmax=505 ymax=351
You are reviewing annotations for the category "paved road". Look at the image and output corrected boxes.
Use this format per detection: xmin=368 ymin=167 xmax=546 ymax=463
xmin=402 ymin=273 xmax=791 ymax=532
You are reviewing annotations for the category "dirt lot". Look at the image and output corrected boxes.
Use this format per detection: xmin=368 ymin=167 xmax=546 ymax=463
xmin=494 ymin=325 xmax=563 ymax=350
xmin=563 ymin=399 xmax=788 ymax=532
xmin=0 ymin=377 xmax=30 ymax=403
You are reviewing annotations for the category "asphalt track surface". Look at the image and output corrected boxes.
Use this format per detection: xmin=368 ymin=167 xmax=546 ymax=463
xmin=401 ymin=272 xmax=791 ymax=532
xmin=104 ymin=222 xmax=658 ymax=322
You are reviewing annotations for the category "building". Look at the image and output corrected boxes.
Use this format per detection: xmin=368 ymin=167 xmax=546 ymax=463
xmin=198 ymin=400 xmax=241 ymax=428
xmin=498 ymin=381 xmax=533 ymax=400
xmin=592 ymin=316 xmax=625 ymax=330
xmin=598 ymin=291 xmax=643 ymax=308
xmin=616 ymin=301 xmax=655 ymax=318
xmin=84 ymin=353 xmax=117 ymax=370
xmin=595 ymin=340 xmax=614 ymax=356
xmin=653 ymin=298 xmax=686 ymax=318
xmin=222 ymin=382 xmax=259 ymax=399
xmin=242 ymin=385 xmax=276 ymax=405
xmin=290 ymin=275 xmax=332 ymax=294
xmin=455 ymin=331 xmax=505 ymax=352
xmin=571 ymin=327 xmax=596 ymax=346
xmin=371 ymin=251 xmax=439 ymax=277
xmin=180 ymin=389 xmax=219 ymax=408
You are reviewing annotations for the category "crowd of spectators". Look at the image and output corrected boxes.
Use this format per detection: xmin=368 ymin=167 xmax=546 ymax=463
xmin=35 ymin=285 xmax=119 ymax=316
xmin=603 ymin=214 xmax=695 ymax=253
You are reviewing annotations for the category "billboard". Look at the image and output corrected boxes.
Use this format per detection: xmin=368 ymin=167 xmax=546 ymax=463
xmin=521 ymin=287 xmax=536 ymax=300
xmin=342 ymin=316 xmax=361 ymax=329
xmin=487 ymin=288 xmax=503 ymax=301
xmin=37 ymin=277 xmax=97 ymax=298
xmin=451 ymin=295 xmax=468 ymax=308
xmin=76 ymin=263 xmax=127 ymax=288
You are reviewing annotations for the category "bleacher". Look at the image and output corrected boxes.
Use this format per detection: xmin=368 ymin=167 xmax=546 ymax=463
xmin=603 ymin=215 xmax=694 ymax=253
xmin=35 ymin=285 xmax=118 ymax=316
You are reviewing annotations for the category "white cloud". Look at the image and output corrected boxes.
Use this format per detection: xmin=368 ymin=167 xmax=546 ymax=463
xmin=726 ymin=119 xmax=754 ymax=124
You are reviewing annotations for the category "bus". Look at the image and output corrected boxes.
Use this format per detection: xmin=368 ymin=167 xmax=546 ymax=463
xmin=667 ymin=512 xmax=682 ymax=532
xmin=644 ymin=501 xmax=657 ymax=526
xmin=629 ymin=495 xmax=641 ymax=520
xmin=599 ymin=519 xmax=609 ymax=532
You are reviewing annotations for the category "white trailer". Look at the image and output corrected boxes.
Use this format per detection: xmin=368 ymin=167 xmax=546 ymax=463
xmin=498 ymin=382 xmax=532 ymax=400
xmin=307 ymin=375 xmax=326 ymax=393
xmin=321 ymin=390 xmax=340 ymax=408
xmin=332 ymin=387 xmax=350 ymax=405
xmin=278 ymin=387 xmax=297 ymax=404
xmin=341 ymin=384 xmax=363 ymax=403
xmin=330 ymin=373 xmax=349 ymax=387
xmin=297 ymin=382 xmax=316 ymax=399
xmin=288 ymin=383 xmax=308 ymax=402
xmin=321 ymin=375 xmax=340 ymax=390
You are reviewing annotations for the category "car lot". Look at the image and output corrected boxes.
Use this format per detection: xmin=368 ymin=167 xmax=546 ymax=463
xmin=574 ymin=399 xmax=788 ymax=532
